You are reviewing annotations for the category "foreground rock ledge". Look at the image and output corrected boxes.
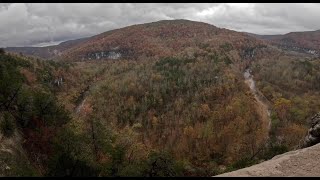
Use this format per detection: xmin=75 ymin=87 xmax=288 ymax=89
xmin=215 ymin=143 xmax=320 ymax=177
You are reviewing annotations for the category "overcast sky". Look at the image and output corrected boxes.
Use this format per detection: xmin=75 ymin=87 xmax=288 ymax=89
xmin=1 ymin=3 xmax=320 ymax=47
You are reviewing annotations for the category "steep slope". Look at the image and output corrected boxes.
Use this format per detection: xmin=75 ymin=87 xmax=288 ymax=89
xmin=0 ymin=52 xmax=75 ymax=176
xmin=4 ymin=37 xmax=89 ymax=59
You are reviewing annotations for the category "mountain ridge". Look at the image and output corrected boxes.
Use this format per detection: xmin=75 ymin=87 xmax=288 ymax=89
xmin=246 ymin=30 xmax=320 ymax=56
xmin=5 ymin=20 xmax=320 ymax=60
xmin=5 ymin=19 xmax=267 ymax=62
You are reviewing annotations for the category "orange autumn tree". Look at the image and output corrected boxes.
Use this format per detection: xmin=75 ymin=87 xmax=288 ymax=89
xmin=274 ymin=98 xmax=292 ymax=122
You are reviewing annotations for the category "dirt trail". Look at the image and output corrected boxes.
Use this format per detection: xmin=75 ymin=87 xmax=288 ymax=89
xmin=75 ymin=98 xmax=87 ymax=114
xmin=244 ymin=69 xmax=271 ymax=139
xmin=74 ymin=85 xmax=90 ymax=114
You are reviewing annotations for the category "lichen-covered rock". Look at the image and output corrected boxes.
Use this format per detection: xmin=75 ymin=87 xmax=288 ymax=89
xmin=301 ymin=112 xmax=320 ymax=148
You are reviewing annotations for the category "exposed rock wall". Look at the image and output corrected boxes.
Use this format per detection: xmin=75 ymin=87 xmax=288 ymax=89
xmin=301 ymin=112 xmax=320 ymax=148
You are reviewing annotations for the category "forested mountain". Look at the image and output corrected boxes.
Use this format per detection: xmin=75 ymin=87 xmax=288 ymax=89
xmin=246 ymin=30 xmax=320 ymax=56
xmin=58 ymin=20 xmax=267 ymax=62
xmin=1 ymin=19 xmax=319 ymax=177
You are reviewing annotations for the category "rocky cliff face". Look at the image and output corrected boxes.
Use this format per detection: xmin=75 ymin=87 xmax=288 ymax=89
xmin=301 ymin=112 xmax=320 ymax=148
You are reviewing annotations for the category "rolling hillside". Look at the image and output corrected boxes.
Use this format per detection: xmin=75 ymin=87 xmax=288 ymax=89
xmin=246 ymin=30 xmax=320 ymax=56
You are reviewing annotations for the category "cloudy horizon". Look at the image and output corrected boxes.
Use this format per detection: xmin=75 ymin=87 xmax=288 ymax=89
xmin=1 ymin=3 xmax=320 ymax=48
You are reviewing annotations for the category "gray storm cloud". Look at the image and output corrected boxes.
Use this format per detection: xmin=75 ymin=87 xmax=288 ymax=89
xmin=0 ymin=3 xmax=320 ymax=47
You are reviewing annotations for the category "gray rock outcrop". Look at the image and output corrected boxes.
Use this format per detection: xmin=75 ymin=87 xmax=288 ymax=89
xmin=301 ymin=112 xmax=320 ymax=148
